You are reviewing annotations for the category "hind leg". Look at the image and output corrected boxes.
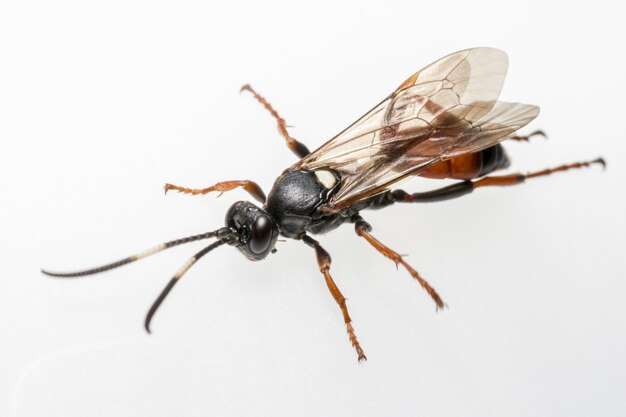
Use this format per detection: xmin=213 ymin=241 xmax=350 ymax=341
xmin=507 ymin=129 xmax=546 ymax=142
xmin=368 ymin=158 xmax=605 ymax=207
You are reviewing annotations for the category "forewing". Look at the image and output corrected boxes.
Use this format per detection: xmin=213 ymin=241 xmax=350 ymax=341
xmin=294 ymin=47 xmax=508 ymax=171
xmin=292 ymin=48 xmax=539 ymax=213
xmin=322 ymin=101 xmax=539 ymax=212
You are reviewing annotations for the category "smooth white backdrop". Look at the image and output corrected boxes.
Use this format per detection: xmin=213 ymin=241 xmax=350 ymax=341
xmin=1 ymin=1 xmax=625 ymax=416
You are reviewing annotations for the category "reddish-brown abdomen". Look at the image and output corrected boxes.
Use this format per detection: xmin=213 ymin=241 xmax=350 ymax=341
xmin=418 ymin=144 xmax=510 ymax=180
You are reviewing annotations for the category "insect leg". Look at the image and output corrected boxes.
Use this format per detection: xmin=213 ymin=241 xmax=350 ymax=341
xmin=352 ymin=215 xmax=445 ymax=310
xmin=506 ymin=129 xmax=546 ymax=142
xmin=164 ymin=180 xmax=266 ymax=204
xmin=240 ymin=84 xmax=310 ymax=158
xmin=300 ymin=233 xmax=366 ymax=361
xmin=368 ymin=158 xmax=605 ymax=207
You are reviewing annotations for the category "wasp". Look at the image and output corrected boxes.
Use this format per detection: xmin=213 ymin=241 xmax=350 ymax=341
xmin=43 ymin=48 xmax=604 ymax=361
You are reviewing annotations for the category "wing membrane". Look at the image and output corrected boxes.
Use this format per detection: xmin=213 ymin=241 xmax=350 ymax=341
xmin=294 ymin=48 xmax=539 ymax=213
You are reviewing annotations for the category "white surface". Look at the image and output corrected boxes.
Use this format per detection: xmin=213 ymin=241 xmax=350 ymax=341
xmin=1 ymin=1 xmax=625 ymax=416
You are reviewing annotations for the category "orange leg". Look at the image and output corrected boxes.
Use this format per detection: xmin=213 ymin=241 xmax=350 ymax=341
xmin=301 ymin=233 xmax=366 ymax=362
xmin=507 ymin=129 xmax=546 ymax=142
xmin=240 ymin=84 xmax=310 ymax=158
xmin=369 ymin=158 xmax=606 ymax=206
xmin=164 ymin=180 xmax=266 ymax=204
xmin=353 ymin=216 xmax=445 ymax=310
xmin=474 ymin=158 xmax=605 ymax=188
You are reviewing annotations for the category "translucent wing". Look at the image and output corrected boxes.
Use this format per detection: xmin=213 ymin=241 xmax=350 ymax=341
xmin=293 ymin=48 xmax=539 ymax=213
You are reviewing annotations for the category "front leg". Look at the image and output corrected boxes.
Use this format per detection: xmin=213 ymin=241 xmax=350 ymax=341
xmin=352 ymin=215 xmax=445 ymax=309
xmin=300 ymin=233 xmax=367 ymax=362
xmin=164 ymin=180 xmax=266 ymax=204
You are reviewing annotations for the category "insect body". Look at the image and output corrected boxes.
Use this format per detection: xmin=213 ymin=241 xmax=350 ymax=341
xmin=43 ymin=48 xmax=604 ymax=361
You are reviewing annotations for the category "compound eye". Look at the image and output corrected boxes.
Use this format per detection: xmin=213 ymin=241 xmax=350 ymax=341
xmin=248 ymin=214 xmax=274 ymax=254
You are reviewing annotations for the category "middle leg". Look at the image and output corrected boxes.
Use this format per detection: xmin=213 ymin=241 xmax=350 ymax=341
xmin=352 ymin=214 xmax=445 ymax=310
xmin=240 ymin=84 xmax=311 ymax=158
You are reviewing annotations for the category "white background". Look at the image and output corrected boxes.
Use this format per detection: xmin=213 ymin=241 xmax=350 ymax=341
xmin=1 ymin=1 xmax=625 ymax=416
